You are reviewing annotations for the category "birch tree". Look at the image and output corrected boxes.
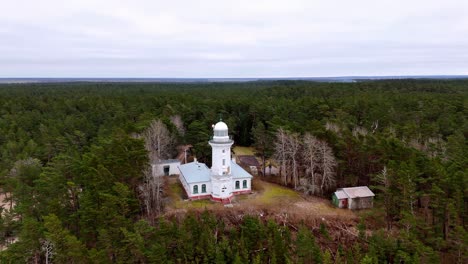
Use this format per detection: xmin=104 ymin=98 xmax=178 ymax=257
xmin=252 ymin=121 xmax=273 ymax=177
xmin=301 ymin=133 xmax=321 ymax=194
xmin=318 ymin=140 xmax=337 ymax=194
xmin=274 ymin=128 xmax=289 ymax=185
xmin=285 ymin=132 xmax=301 ymax=189
xmin=170 ymin=115 xmax=185 ymax=136
xmin=41 ymin=239 xmax=55 ymax=264
xmin=375 ymin=166 xmax=393 ymax=230
xmin=144 ymin=119 xmax=174 ymax=163
xmin=138 ymin=166 xmax=164 ymax=223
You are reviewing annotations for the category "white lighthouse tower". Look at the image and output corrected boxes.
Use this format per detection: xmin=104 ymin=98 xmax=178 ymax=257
xmin=209 ymin=120 xmax=234 ymax=202
xmin=178 ymin=117 xmax=253 ymax=203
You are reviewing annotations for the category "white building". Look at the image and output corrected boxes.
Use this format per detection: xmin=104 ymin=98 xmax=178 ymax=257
xmin=152 ymin=159 xmax=181 ymax=177
xmin=178 ymin=120 xmax=253 ymax=203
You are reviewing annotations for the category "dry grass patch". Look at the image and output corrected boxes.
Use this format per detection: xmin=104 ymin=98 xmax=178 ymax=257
xmin=233 ymin=146 xmax=255 ymax=156
xmin=165 ymin=176 xmax=355 ymax=221
xmin=165 ymin=176 xmax=222 ymax=210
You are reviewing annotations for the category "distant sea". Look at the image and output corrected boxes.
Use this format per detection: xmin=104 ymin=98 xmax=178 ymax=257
xmin=0 ymin=76 xmax=467 ymax=84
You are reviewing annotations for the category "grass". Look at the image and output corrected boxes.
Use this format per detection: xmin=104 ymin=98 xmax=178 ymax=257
xmin=185 ymin=199 xmax=214 ymax=208
xmin=166 ymin=176 xmax=219 ymax=210
xmin=165 ymin=176 xmax=355 ymax=220
xmin=251 ymin=180 xmax=301 ymax=204
xmin=233 ymin=146 xmax=255 ymax=156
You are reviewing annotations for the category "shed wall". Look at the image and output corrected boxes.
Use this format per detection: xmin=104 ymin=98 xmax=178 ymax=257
xmin=349 ymin=197 xmax=373 ymax=209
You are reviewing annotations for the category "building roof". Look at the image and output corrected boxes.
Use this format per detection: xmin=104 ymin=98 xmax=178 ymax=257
xmin=339 ymin=186 xmax=375 ymax=198
xmin=179 ymin=160 xmax=252 ymax=184
xmin=231 ymin=161 xmax=253 ymax=179
xmin=214 ymin=121 xmax=228 ymax=131
xmin=178 ymin=162 xmax=211 ymax=183
xmin=334 ymin=190 xmax=348 ymax=199
xmin=238 ymin=155 xmax=260 ymax=167
xmin=154 ymin=159 xmax=180 ymax=164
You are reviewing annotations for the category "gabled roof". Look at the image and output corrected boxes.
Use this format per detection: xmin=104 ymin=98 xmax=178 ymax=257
xmin=231 ymin=161 xmax=253 ymax=179
xmin=339 ymin=186 xmax=375 ymax=198
xmin=334 ymin=190 xmax=348 ymax=199
xmin=179 ymin=160 xmax=252 ymax=184
xmin=154 ymin=159 xmax=180 ymax=164
xmin=178 ymin=162 xmax=211 ymax=183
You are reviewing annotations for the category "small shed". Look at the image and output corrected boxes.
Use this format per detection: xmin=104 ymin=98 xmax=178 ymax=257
xmin=332 ymin=186 xmax=375 ymax=210
xmin=332 ymin=190 xmax=349 ymax=208
xmin=152 ymin=159 xmax=181 ymax=177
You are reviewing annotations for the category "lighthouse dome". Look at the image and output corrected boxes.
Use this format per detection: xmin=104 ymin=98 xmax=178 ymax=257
xmin=212 ymin=121 xmax=230 ymax=141
xmin=214 ymin=121 xmax=228 ymax=132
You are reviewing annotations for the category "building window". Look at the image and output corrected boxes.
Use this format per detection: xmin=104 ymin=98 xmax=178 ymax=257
xmin=222 ymin=159 xmax=225 ymax=166
xmin=243 ymin=180 xmax=247 ymax=189
xmin=201 ymin=184 xmax=206 ymax=193
xmin=193 ymin=185 xmax=198 ymax=194
xmin=222 ymin=149 xmax=225 ymax=153
xmin=235 ymin=181 xmax=240 ymax=189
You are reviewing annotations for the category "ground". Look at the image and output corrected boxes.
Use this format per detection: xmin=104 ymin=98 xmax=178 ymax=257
xmin=164 ymin=176 xmax=356 ymax=221
xmin=232 ymin=146 xmax=255 ymax=156
xmin=164 ymin=145 xmax=359 ymax=244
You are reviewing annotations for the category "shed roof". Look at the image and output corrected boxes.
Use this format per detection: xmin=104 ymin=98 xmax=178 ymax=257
xmin=334 ymin=190 xmax=348 ymax=199
xmin=231 ymin=161 xmax=253 ymax=179
xmin=340 ymin=186 xmax=375 ymax=198
xmin=238 ymin=155 xmax=260 ymax=167
xmin=178 ymin=162 xmax=211 ymax=183
xmin=154 ymin=159 xmax=180 ymax=164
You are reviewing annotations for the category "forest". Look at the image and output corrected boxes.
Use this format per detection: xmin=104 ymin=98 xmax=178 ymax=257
xmin=0 ymin=79 xmax=466 ymax=263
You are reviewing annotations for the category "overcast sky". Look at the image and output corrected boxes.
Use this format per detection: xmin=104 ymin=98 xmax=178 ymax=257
xmin=1 ymin=0 xmax=467 ymax=77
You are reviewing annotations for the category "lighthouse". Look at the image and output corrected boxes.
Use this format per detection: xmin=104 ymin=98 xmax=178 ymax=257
xmin=177 ymin=117 xmax=252 ymax=203
xmin=209 ymin=120 xmax=234 ymax=202
xmin=209 ymin=120 xmax=233 ymax=176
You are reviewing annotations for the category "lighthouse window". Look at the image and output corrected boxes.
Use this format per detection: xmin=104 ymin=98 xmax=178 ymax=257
xmin=243 ymin=180 xmax=247 ymax=189
xmin=222 ymin=149 xmax=225 ymax=153
xmin=235 ymin=181 xmax=240 ymax=189
xmin=222 ymin=159 xmax=225 ymax=166
xmin=193 ymin=185 xmax=198 ymax=194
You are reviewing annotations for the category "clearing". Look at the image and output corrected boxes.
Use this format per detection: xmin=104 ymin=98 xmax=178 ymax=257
xmin=164 ymin=176 xmax=356 ymax=222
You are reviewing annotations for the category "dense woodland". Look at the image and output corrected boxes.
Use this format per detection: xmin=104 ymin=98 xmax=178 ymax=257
xmin=0 ymin=80 xmax=466 ymax=263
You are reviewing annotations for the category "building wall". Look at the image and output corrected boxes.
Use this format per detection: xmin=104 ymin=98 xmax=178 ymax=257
xmin=210 ymin=142 xmax=233 ymax=176
xmin=332 ymin=194 xmax=347 ymax=208
xmin=232 ymin=178 xmax=251 ymax=192
xmin=153 ymin=162 xmax=180 ymax=176
xmin=189 ymin=182 xmax=212 ymax=197
xmin=179 ymin=174 xmax=190 ymax=197
xmin=211 ymin=175 xmax=233 ymax=199
xmin=348 ymin=197 xmax=373 ymax=209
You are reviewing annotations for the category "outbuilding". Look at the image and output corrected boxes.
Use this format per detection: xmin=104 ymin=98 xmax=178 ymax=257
xmin=332 ymin=186 xmax=375 ymax=210
xmin=152 ymin=159 xmax=181 ymax=177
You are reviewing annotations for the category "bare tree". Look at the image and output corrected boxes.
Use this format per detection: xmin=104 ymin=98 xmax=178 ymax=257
xmin=170 ymin=115 xmax=185 ymax=136
xmin=285 ymin=132 xmax=301 ymax=189
xmin=41 ymin=239 xmax=55 ymax=264
xmin=318 ymin=140 xmax=337 ymax=194
xmin=371 ymin=120 xmax=379 ymax=133
xmin=144 ymin=119 xmax=174 ymax=163
xmin=297 ymin=178 xmax=320 ymax=196
xmin=325 ymin=121 xmax=341 ymax=134
xmin=274 ymin=128 xmax=289 ymax=185
xmin=301 ymin=133 xmax=321 ymax=194
xmin=138 ymin=166 xmax=164 ymax=224
xmin=352 ymin=126 xmax=368 ymax=137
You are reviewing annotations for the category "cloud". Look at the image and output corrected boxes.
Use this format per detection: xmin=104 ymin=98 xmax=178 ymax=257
xmin=0 ymin=0 xmax=467 ymax=77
